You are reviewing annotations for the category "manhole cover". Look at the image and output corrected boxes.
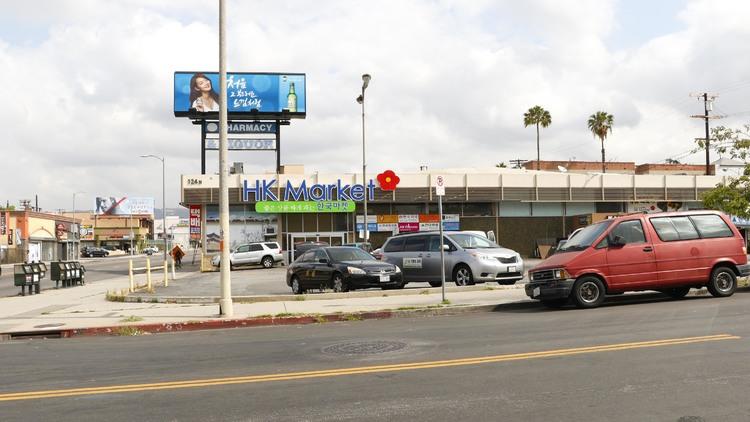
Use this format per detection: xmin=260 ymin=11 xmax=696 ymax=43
xmin=323 ymin=340 xmax=408 ymax=355
xmin=34 ymin=323 xmax=65 ymax=329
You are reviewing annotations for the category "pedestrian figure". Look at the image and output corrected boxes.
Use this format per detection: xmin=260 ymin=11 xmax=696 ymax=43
xmin=171 ymin=245 xmax=185 ymax=269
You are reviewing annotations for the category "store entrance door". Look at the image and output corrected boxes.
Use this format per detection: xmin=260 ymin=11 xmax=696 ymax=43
xmin=287 ymin=231 xmax=348 ymax=262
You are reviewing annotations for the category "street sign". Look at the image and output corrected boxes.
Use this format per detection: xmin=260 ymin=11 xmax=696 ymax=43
xmin=434 ymin=175 xmax=446 ymax=196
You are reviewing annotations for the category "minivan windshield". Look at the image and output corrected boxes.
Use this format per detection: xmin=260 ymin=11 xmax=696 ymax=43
xmin=448 ymin=233 xmax=501 ymax=249
xmin=558 ymin=220 xmax=613 ymax=252
xmin=327 ymin=247 xmax=376 ymax=262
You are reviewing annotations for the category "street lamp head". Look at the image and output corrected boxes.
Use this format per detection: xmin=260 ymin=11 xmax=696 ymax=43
xmin=361 ymin=74 xmax=371 ymax=89
xmin=356 ymin=94 xmax=364 ymax=104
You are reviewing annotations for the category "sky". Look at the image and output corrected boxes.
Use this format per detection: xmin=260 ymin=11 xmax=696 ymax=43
xmin=1 ymin=0 xmax=750 ymax=212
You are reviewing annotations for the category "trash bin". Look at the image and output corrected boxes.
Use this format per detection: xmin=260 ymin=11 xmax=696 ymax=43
xmin=29 ymin=263 xmax=46 ymax=294
xmin=14 ymin=264 xmax=38 ymax=296
xmin=71 ymin=262 xmax=83 ymax=285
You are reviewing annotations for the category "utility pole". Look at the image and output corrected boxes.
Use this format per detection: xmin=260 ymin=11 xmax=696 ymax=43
xmin=509 ymin=159 xmax=528 ymax=169
xmin=218 ymin=0 xmax=233 ymax=317
xmin=690 ymin=92 xmax=720 ymax=175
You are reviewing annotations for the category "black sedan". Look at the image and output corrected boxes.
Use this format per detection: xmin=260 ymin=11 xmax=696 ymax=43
xmin=82 ymin=247 xmax=109 ymax=258
xmin=286 ymin=247 xmax=403 ymax=294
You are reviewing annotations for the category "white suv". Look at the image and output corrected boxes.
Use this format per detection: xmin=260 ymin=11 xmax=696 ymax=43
xmin=212 ymin=242 xmax=284 ymax=270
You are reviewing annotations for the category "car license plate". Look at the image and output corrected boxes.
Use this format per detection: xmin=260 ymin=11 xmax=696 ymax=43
xmin=533 ymin=287 xmax=540 ymax=297
xmin=508 ymin=266 xmax=516 ymax=273
xmin=380 ymin=274 xmax=390 ymax=282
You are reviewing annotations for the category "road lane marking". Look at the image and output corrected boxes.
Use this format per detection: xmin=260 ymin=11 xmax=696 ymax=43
xmin=0 ymin=334 xmax=739 ymax=402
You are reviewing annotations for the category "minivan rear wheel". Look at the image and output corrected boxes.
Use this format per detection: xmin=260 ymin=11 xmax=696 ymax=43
xmin=572 ymin=276 xmax=605 ymax=308
xmin=454 ymin=265 xmax=474 ymax=286
xmin=707 ymin=266 xmax=736 ymax=297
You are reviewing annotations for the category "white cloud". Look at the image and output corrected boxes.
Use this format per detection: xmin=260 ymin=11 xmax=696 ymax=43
xmin=1 ymin=0 xmax=749 ymax=211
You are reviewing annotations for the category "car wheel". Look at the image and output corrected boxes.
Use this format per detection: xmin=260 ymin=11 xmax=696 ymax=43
xmin=541 ymin=298 xmax=568 ymax=308
xmin=261 ymin=256 xmax=274 ymax=269
xmin=707 ymin=266 xmax=736 ymax=297
xmin=572 ymin=276 xmax=606 ymax=308
xmin=291 ymin=276 xmax=305 ymax=295
xmin=662 ymin=287 xmax=691 ymax=299
xmin=331 ymin=273 xmax=349 ymax=293
xmin=454 ymin=265 xmax=473 ymax=286
xmin=428 ymin=281 xmax=442 ymax=287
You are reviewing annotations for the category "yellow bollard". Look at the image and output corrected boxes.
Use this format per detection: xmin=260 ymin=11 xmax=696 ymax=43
xmin=146 ymin=257 xmax=152 ymax=291
xmin=171 ymin=258 xmax=176 ymax=282
xmin=129 ymin=259 xmax=134 ymax=293
xmin=163 ymin=260 xmax=169 ymax=287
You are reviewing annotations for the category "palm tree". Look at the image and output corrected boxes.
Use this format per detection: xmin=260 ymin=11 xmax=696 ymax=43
xmin=587 ymin=111 xmax=614 ymax=173
xmin=523 ymin=106 xmax=552 ymax=170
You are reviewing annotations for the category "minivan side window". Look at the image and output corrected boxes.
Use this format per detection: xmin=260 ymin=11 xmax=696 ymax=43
xmin=404 ymin=236 xmax=428 ymax=252
xmin=428 ymin=236 xmax=452 ymax=252
xmin=690 ymin=215 xmax=734 ymax=238
xmin=650 ymin=217 xmax=700 ymax=242
xmin=610 ymin=220 xmax=646 ymax=244
xmin=384 ymin=237 xmax=405 ymax=253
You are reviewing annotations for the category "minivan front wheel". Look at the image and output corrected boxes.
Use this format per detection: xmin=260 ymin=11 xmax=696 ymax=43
xmin=572 ymin=276 xmax=605 ymax=308
xmin=707 ymin=267 xmax=736 ymax=297
xmin=454 ymin=265 xmax=474 ymax=286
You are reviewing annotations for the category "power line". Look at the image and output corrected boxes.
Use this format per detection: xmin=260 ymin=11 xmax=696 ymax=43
xmin=689 ymin=92 xmax=722 ymax=175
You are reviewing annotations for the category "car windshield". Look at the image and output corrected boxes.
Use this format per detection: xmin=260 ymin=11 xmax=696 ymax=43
xmin=326 ymin=248 xmax=376 ymax=262
xmin=558 ymin=220 xmax=613 ymax=252
xmin=448 ymin=233 xmax=501 ymax=249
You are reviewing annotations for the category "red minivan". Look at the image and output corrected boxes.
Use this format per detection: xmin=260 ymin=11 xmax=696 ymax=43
xmin=526 ymin=211 xmax=750 ymax=308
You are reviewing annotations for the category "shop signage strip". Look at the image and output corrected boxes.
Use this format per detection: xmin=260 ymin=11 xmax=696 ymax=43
xmin=205 ymin=121 xmax=277 ymax=134
xmin=256 ymin=201 xmax=355 ymax=213
xmin=205 ymin=138 xmax=277 ymax=151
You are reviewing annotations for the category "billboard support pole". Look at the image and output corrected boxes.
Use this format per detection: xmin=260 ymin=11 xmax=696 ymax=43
xmin=276 ymin=120 xmax=281 ymax=174
xmin=201 ymin=120 xmax=207 ymax=175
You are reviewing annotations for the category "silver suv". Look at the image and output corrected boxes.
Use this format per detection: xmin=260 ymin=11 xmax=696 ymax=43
xmin=212 ymin=242 xmax=284 ymax=270
xmin=381 ymin=231 xmax=524 ymax=286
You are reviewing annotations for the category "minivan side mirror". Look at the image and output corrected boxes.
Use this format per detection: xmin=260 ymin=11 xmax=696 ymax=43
xmin=609 ymin=235 xmax=626 ymax=247
xmin=442 ymin=244 xmax=451 ymax=251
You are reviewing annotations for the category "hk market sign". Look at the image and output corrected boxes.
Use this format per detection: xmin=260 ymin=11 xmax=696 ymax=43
xmin=243 ymin=179 xmax=376 ymax=203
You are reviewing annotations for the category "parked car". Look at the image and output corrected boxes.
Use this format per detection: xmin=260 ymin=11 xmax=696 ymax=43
xmin=525 ymin=211 xmax=750 ymax=309
xmin=342 ymin=242 xmax=373 ymax=253
xmin=143 ymin=246 xmax=159 ymax=256
xmin=82 ymin=247 xmax=109 ymax=258
xmin=286 ymin=246 xmax=403 ymax=294
xmin=380 ymin=231 xmax=524 ymax=287
xmin=211 ymin=242 xmax=284 ymax=270
xmin=292 ymin=241 xmax=329 ymax=261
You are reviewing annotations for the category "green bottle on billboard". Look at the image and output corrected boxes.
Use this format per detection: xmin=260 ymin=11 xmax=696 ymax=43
xmin=287 ymin=82 xmax=297 ymax=112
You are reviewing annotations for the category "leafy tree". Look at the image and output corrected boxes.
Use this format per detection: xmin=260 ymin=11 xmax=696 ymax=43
xmin=523 ymin=106 xmax=552 ymax=170
xmin=587 ymin=111 xmax=614 ymax=173
xmin=701 ymin=123 xmax=750 ymax=217
xmin=495 ymin=162 xmax=507 ymax=168
xmin=664 ymin=158 xmax=681 ymax=164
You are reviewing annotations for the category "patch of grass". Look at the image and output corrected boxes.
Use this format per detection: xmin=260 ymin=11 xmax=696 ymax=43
xmin=396 ymin=306 xmax=419 ymax=311
xmin=343 ymin=314 xmax=363 ymax=321
xmin=483 ymin=286 xmax=495 ymax=291
xmin=150 ymin=298 xmax=159 ymax=303
xmin=105 ymin=290 xmax=126 ymax=302
xmin=120 ymin=315 xmax=144 ymax=323
xmin=419 ymin=290 xmax=430 ymax=295
xmin=115 ymin=326 xmax=144 ymax=336
xmin=41 ymin=311 xmax=50 ymax=315
xmin=255 ymin=314 xmax=273 ymax=319
xmin=274 ymin=312 xmax=295 ymax=318
xmin=314 ymin=315 xmax=327 ymax=323
xmin=294 ymin=295 xmax=306 ymax=301
xmin=441 ymin=299 xmax=451 ymax=305
xmin=739 ymin=277 xmax=750 ymax=288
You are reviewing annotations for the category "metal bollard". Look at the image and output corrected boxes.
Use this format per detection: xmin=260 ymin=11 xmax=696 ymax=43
xmin=171 ymin=258 xmax=176 ymax=282
xmin=163 ymin=260 xmax=168 ymax=287
xmin=146 ymin=257 xmax=152 ymax=291
xmin=129 ymin=259 xmax=134 ymax=293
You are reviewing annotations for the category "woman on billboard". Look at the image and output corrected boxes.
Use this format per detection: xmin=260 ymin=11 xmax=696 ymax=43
xmin=189 ymin=73 xmax=220 ymax=112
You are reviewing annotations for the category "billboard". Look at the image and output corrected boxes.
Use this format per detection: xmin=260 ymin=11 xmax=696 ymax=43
xmin=173 ymin=72 xmax=306 ymax=118
xmin=95 ymin=197 xmax=155 ymax=215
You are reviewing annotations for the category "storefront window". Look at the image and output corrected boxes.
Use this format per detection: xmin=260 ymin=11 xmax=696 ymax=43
xmin=462 ymin=203 xmax=493 ymax=216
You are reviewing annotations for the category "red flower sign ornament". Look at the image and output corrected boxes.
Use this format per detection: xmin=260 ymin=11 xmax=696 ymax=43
xmin=377 ymin=170 xmax=400 ymax=191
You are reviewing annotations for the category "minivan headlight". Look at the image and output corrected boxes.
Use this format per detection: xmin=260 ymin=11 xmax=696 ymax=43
xmin=394 ymin=265 xmax=401 ymax=273
xmin=348 ymin=266 xmax=366 ymax=275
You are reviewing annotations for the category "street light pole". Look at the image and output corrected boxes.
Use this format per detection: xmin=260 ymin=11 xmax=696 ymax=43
xmin=218 ymin=0 xmax=234 ymax=317
xmin=140 ymin=155 xmax=167 ymax=263
xmin=356 ymin=74 xmax=371 ymax=243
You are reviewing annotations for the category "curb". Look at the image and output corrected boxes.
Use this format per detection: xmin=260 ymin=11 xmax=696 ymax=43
xmin=0 ymin=302 xmax=516 ymax=340
xmin=124 ymin=284 xmax=524 ymax=304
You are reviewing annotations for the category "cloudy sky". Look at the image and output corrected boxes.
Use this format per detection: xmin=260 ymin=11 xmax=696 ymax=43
xmin=2 ymin=0 xmax=749 ymax=212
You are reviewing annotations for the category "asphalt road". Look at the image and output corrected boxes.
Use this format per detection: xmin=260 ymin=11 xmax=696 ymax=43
xmin=0 ymin=254 xmax=172 ymax=297
xmin=2 ymin=291 xmax=750 ymax=421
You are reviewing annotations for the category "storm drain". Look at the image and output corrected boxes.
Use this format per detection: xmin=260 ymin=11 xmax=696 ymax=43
xmin=322 ymin=340 xmax=408 ymax=356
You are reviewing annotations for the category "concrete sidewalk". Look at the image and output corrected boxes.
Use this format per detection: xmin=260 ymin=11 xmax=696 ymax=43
xmin=0 ymin=264 xmax=533 ymax=336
